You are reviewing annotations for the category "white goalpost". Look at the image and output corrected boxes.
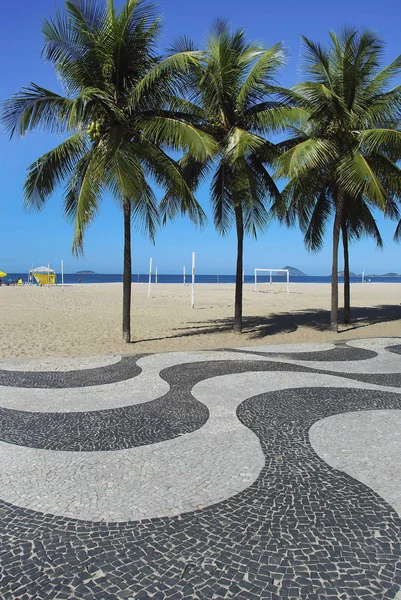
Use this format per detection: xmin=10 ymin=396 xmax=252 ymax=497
xmin=254 ymin=268 xmax=290 ymax=294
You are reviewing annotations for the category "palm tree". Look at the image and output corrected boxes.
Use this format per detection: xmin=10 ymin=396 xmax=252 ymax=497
xmin=341 ymin=195 xmax=396 ymax=322
xmin=163 ymin=21 xmax=287 ymax=333
xmin=1 ymin=0 xmax=215 ymax=342
xmin=283 ymin=186 xmax=387 ymax=323
xmin=276 ymin=29 xmax=401 ymax=331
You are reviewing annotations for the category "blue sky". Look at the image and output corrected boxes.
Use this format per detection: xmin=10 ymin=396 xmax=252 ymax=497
xmin=1 ymin=0 xmax=401 ymax=275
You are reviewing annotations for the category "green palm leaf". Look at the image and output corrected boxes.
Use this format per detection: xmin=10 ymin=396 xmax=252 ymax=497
xmin=236 ymin=43 xmax=286 ymax=110
xmin=358 ymin=128 xmax=401 ymax=158
xmin=1 ymin=84 xmax=75 ymax=137
xmin=137 ymin=116 xmax=218 ymax=161
xmin=224 ymin=127 xmax=266 ymax=163
xmin=276 ymin=138 xmax=338 ymax=178
xmin=24 ymin=132 xmax=88 ymax=209
xmin=338 ymin=152 xmax=387 ymax=206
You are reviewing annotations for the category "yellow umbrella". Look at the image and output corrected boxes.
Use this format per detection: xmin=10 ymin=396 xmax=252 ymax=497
xmin=0 ymin=271 xmax=7 ymax=278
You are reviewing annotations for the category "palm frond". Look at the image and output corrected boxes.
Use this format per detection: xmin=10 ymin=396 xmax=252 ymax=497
xmin=300 ymin=36 xmax=332 ymax=85
xmin=246 ymin=105 xmax=307 ymax=135
xmin=365 ymin=55 xmax=401 ymax=97
xmin=224 ymin=127 xmax=266 ymax=163
xmin=303 ymin=190 xmax=332 ymax=251
xmin=138 ymin=116 xmax=218 ymax=161
xmin=364 ymin=154 xmax=401 ymax=211
xmin=240 ymin=160 xmax=271 ymax=237
xmin=337 ymin=152 xmax=387 ymax=207
xmin=129 ymin=50 xmax=202 ymax=108
xmin=1 ymin=85 xmax=74 ymax=137
xmin=65 ymin=148 xmax=106 ymax=255
xmin=276 ymin=138 xmax=338 ymax=179
xmin=345 ymin=198 xmax=384 ymax=247
xmin=358 ymin=128 xmax=401 ymax=159
xmin=394 ymin=219 xmax=401 ymax=242
xmin=24 ymin=132 xmax=88 ymax=209
xmin=236 ymin=43 xmax=286 ymax=110
xmin=135 ymin=139 xmax=207 ymax=226
xmin=131 ymin=183 xmax=159 ymax=243
xmin=211 ymin=163 xmax=234 ymax=235
xmin=292 ymin=81 xmax=347 ymax=122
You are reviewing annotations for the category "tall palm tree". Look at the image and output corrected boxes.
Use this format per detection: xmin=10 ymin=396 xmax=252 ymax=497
xmin=276 ymin=29 xmax=401 ymax=331
xmin=283 ymin=186 xmax=387 ymax=323
xmin=163 ymin=21 xmax=287 ymax=333
xmin=1 ymin=0 xmax=215 ymax=342
xmin=341 ymin=195 xmax=393 ymax=322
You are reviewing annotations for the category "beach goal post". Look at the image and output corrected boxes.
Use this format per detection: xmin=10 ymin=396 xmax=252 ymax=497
xmin=191 ymin=252 xmax=195 ymax=308
xmin=254 ymin=269 xmax=290 ymax=293
xmin=148 ymin=257 xmax=152 ymax=298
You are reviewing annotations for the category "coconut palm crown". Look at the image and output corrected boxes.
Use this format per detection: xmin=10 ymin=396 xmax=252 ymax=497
xmin=1 ymin=0 xmax=216 ymax=342
xmin=275 ymin=28 xmax=401 ymax=330
xmin=163 ymin=21 xmax=288 ymax=333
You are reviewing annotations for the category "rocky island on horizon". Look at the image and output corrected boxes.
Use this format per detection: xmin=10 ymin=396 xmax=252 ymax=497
xmin=282 ymin=265 xmax=307 ymax=277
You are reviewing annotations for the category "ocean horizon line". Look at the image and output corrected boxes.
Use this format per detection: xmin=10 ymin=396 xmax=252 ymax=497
xmin=4 ymin=272 xmax=401 ymax=285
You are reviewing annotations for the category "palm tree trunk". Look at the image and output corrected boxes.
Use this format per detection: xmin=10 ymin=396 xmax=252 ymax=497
xmin=331 ymin=193 xmax=344 ymax=332
xmin=234 ymin=203 xmax=244 ymax=334
xmin=342 ymin=221 xmax=351 ymax=324
xmin=122 ymin=198 xmax=132 ymax=343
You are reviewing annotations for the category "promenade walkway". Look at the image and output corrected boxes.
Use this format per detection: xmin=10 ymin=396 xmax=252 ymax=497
xmin=0 ymin=338 xmax=400 ymax=599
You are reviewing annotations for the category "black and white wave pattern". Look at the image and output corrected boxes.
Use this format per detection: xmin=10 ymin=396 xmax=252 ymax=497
xmin=0 ymin=338 xmax=400 ymax=599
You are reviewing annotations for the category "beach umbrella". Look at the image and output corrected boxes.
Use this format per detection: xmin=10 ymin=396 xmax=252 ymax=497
xmin=0 ymin=271 xmax=7 ymax=278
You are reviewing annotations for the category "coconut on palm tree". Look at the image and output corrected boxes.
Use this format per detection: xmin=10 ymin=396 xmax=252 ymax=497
xmin=162 ymin=21 xmax=288 ymax=333
xmin=1 ymin=0 xmax=215 ymax=342
xmin=276 ymin=28 xmax=401 ymax=330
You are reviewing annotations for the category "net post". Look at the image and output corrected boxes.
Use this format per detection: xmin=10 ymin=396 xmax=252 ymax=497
xmin=191 ymin=252 xmax=195 ymax=308
xmin=287 ymin=270 xmax=289 ymax=294
xmin=148 ymin=257 xmax=152 ymax=298
xmin=254 ymin=268 xmax=257 ymax=291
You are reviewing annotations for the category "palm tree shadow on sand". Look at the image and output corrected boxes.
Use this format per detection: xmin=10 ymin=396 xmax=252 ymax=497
xmin=136 ymin=304 xmax=401 ymax=343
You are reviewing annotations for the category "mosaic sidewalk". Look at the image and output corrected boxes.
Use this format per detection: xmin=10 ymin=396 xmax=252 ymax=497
xmin=0 ymin=338 xmax=400 ymax=599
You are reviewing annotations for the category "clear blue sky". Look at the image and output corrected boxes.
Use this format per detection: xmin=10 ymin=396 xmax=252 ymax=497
xmin=1 ymin=0 xmax=401 ymax=275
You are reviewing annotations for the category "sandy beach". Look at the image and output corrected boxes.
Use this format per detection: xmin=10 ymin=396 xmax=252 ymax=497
xmin=1 ymin=282 xmax=401 ymax=359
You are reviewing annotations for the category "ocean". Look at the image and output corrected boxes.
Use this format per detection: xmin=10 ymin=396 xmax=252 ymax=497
xmin=3 ymin=273 xmax=401 ymax=284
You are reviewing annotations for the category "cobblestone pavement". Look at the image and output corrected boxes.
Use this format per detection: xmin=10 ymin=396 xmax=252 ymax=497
xmin=0 ymin=338 xmax=400 ymax=599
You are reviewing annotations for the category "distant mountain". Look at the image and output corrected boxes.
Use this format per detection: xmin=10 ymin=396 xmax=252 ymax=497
xmin=338 ymin=270 xmax=357 ymax=277
xmin=282 ymin=265 xmax=307 ymax=277
xmin=365 ymin=272 xmax=401 ymax=277
xmin=75 ymin=270 xmax=96 ymax=274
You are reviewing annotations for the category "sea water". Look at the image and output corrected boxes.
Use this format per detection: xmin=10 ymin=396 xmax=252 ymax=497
xmin=4 ymin=273 xmax=401 ymax=284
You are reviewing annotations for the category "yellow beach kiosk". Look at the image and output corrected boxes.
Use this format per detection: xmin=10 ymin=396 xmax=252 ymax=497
xmin=30 ymin=265 xmax=56 ymax=285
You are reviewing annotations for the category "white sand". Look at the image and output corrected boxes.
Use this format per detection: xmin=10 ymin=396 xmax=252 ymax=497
xmin=1 ymin=282 xmax=400 ymax=358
